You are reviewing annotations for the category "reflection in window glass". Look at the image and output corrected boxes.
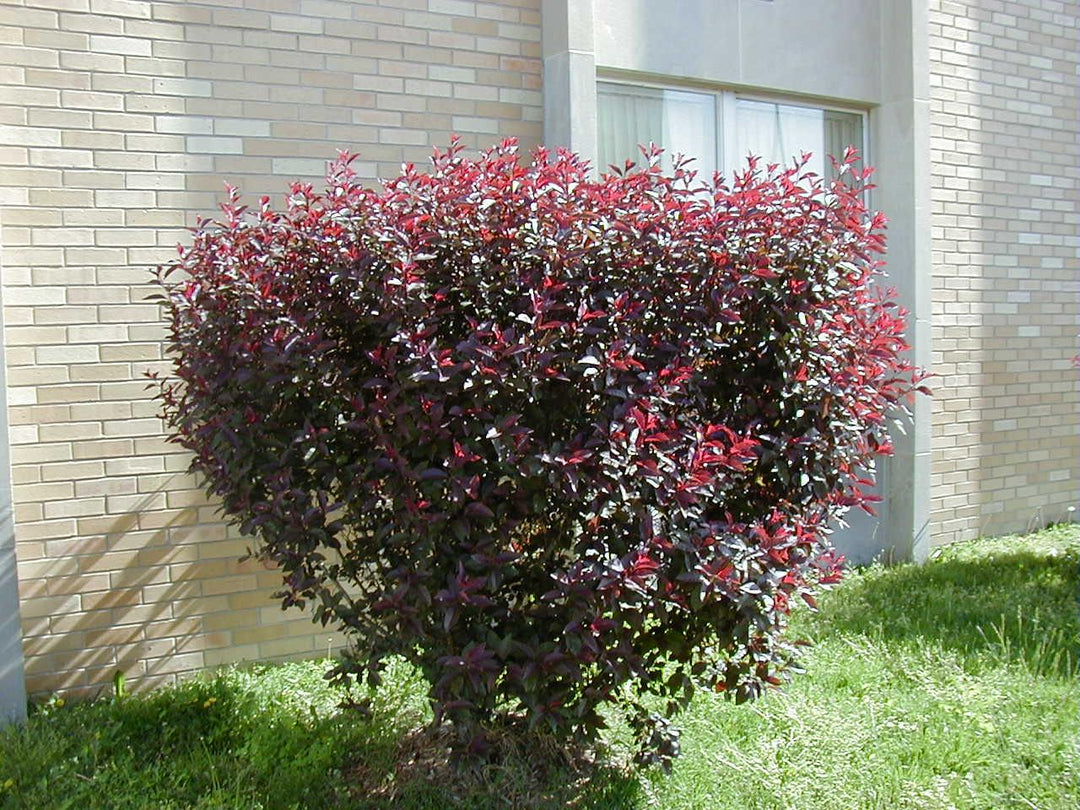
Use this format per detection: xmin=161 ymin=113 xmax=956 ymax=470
xmin=597 ymin=84 xmax=716 ymax=177
xmin=736 ymin=99 xmax=863 ymax=180
xmin=596 ymin=83 xmax=865 ymax=183
xmin=736 ymin=100 xmax=824 ymax=174
xmin=823 ymin=109 xmax=864 ymax=178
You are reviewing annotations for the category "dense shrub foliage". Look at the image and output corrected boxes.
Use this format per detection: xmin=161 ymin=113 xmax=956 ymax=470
xmin=155 ymin=139 xmax=925 ymax=763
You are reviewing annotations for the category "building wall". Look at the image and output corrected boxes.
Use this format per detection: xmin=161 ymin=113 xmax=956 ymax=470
xmin=592 ymin=0 xmax=882 ymax=104
xmin=0 ymin=0 xmax=542 ymax=697
xmin=928 ymin=0 xmax=1079 ymax=545
xmin=2 ymin=0 xmax=1076 ymax=701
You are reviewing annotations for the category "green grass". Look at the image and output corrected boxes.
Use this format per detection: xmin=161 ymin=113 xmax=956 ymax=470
xmin=2 ymin=524 xmax=1078 ymax=809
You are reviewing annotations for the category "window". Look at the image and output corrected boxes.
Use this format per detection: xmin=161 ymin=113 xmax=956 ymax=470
xmin=597 ymin=81 xmax=865 ymax=181
xmin=597 ymin=84 xmax=717 ymax=176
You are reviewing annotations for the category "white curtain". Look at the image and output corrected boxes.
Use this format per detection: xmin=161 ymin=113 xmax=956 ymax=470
xmin=824 ymin=110 xmax=864 ymax=180
xmin=597 ymin=84 xmax=716 ymax=177
xmin=735 ymin=99 xmax=825 ymax=177
xmin=597 ymin=84 xmax=863 ymax=183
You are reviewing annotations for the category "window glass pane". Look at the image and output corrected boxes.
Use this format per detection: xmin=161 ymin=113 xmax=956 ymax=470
xmin=735 ymin=99 xmax=825 ymax=176
xmin=736 ymin=100 xmax=863 ymax=181
xmin=596 ymin=83 xmax=865 ymax=182
xmin=597 ymin=83 xmax=716 ymax=177
xmin=823 ymin=109 xmax=865 ymax=180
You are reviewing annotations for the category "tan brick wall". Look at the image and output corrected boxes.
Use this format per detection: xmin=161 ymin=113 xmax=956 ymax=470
xmin=928 ymin=0 xmax=1079 ymax=545
xmin=0 ymin=0 xmax=541 ymax=697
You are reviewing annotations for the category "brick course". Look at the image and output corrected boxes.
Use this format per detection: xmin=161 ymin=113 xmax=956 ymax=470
xmin=928 ymin=0 xmax=1079 ymax=545
xmin=0 ymin=0 xmax=542 ymax=697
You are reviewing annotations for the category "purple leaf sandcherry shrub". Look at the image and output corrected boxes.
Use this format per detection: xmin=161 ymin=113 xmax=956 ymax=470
xmin=154 ymin=138 xmax=927 ymax=766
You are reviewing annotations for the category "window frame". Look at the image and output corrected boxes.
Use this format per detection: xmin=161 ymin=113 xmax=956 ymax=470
xmin=596 ymin=75 xmax=872 ymax=181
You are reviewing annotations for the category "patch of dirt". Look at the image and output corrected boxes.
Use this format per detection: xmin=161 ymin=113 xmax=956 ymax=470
xmin=343 ymin=724 xmax=638 ymax=808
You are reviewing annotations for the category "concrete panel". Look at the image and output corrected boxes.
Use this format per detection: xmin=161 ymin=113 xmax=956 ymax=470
xmin=738 ymin=0 xmax=880 ymax=103
xmin=543 ymin=0 xmax=598 ymax=163
xmin=0 ymin=216 xmax=27 ymax=724
xmin=544 ymin=51 xmax=599 ymax=163
xmin=594 ymin=0 xmax=879 ymax=104
xmin=869 ymin=0 xmax=933 ymax=561
xmin=0 ymin=543 xmax=24 ymax=723
xmin=542 ymin=0 xmax=595 ymax=53
xmin=594 ymin=0 xmax=740 ymax=86
xmin=831 ymin=471 xmax=887 ymax=565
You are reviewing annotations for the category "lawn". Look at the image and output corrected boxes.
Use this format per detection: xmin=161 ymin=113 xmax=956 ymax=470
xmin=2 ymin=524 xmax=1078 ymax=809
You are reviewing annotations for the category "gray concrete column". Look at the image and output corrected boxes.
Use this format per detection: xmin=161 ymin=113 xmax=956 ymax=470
xmin=0 ymin=215 xmax=27 ymax=723
xmin=872 ymin=0 xmax=933 ymax=561
xmin=541 ymin=0 xmax=598 ymax=166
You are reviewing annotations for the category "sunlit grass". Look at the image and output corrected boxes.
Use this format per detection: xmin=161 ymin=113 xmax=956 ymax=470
xmin=2 ymin=524 xmax=1077 ymax=809
xmin=656 ymin=522 xmax=1080 ymax=810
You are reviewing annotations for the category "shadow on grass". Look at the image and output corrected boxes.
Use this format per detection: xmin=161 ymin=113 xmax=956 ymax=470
xmin=810 ymin=542 xmax=1080 ymax=676
xmin=3 ymin=663 xmax=644 ymax=810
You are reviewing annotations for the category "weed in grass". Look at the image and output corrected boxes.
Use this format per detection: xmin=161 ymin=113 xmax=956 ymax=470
xmin=977 ymin=607 xmax=1077 ymax=679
